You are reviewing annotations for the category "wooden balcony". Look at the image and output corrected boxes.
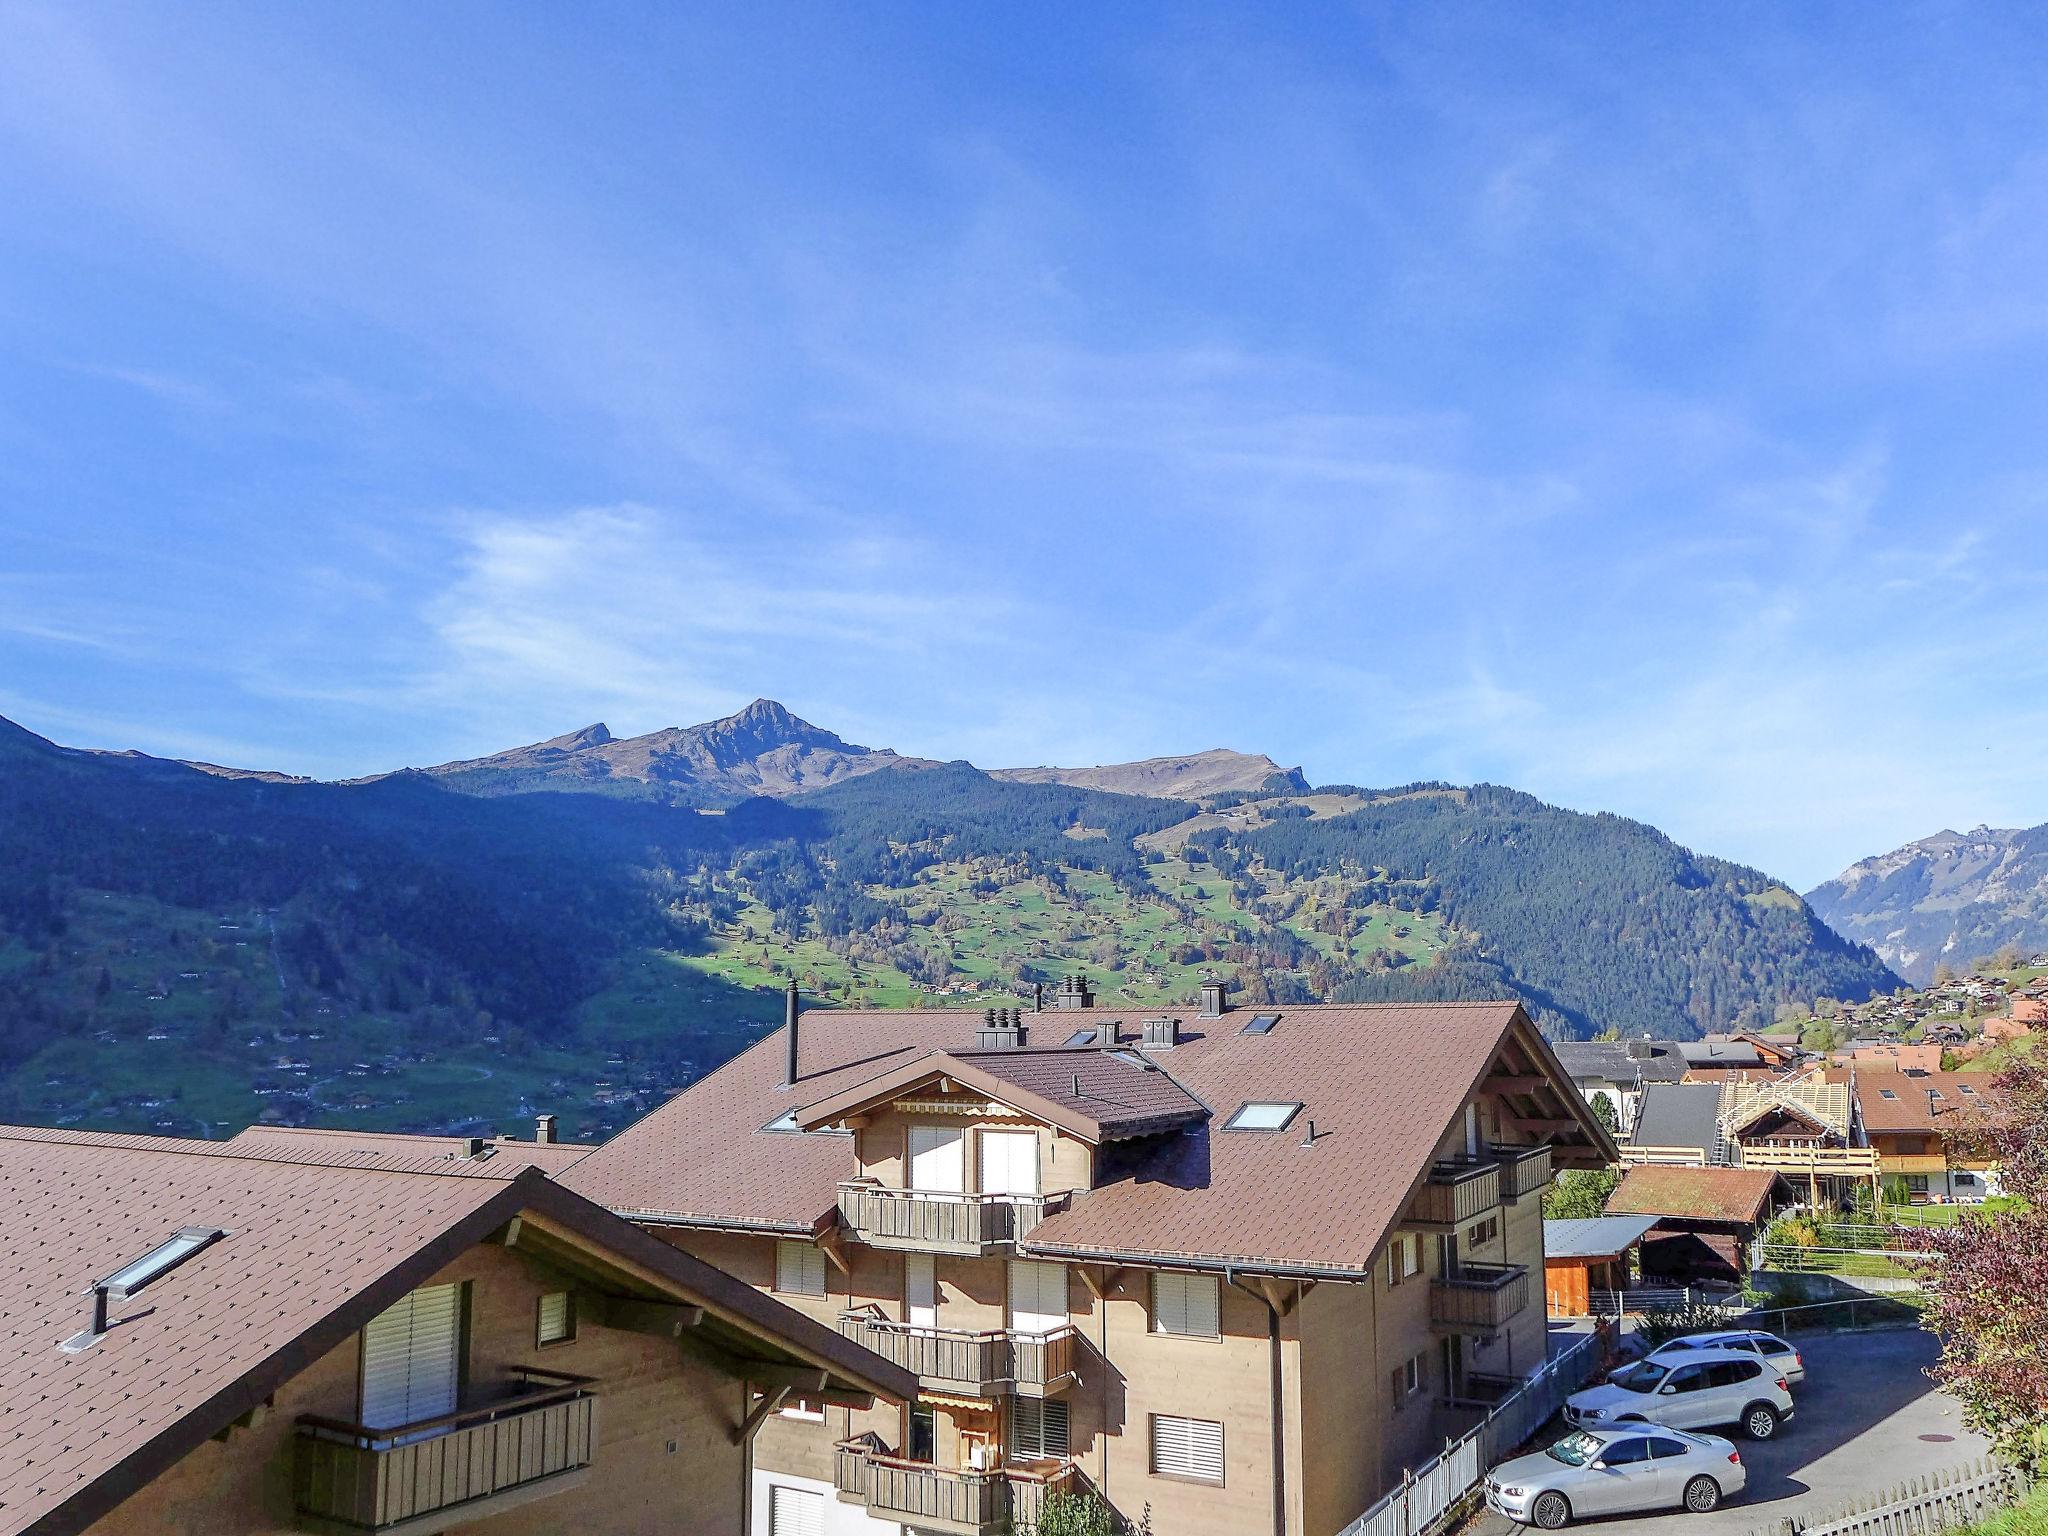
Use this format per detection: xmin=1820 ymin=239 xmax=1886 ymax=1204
xmin=833 ymin=1440 xmax=1078 ymax=1536
xmin=836 ymin=1181 xmax=1055 ymax=1255
xmin=1407 ymin=1158 xmax=1501 ymax=1228
xmin=1431 ymin=1263 xmax=1530 ymax=1335
xmin=1492 ymin=1143 xmax=1553 ymax=1200
xmin=294 ymin=1368 xmax=597 ymax=1535
xmin=836 ymin=1310 xmax=1081 ymax=1398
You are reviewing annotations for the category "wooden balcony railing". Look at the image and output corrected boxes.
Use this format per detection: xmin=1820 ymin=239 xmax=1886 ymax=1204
xmin=1492 ymin=1143 xmax=1554 ymax=1200
xmin=836 ymin=1310 xmax=1080 ymax=1397
xmin=1408 ymin=1158 xmax=1501 ymax=1228
xmin=836 ymin=1181 xmax=1058 ymax=1255
xmin=293 ymin=1368 xmax=597 ymax=1534
xmin=833 ymin=1439 xmax=1078 ymax=1536
xmin=1430 ymin=1263 xmax=1530 ymax=1334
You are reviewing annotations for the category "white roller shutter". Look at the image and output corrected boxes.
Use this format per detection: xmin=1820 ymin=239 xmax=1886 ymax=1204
xmin=905 ymin=1253 xmax=937 ymax=1329
xmin=978 ymin=1130 xmax=1039 ymax=1196
xmin=359 ymin=1283 xmax=460 ymax=1433
xmin=908 ymin=1126 xmax=965 ymax=1192
xmin=768 ymin=1484 xmax=824 ymax=1536
xmin=775 ymin=1240 xmax=826 ymax=1297
xmin=1151 ymin=1271 xmax=1219 ymax=1337
xmin=1151 ymin=1414 xmax=1224 ymax=1482
xmin=1008 ymin=1260 xmax=1066 ymax=1337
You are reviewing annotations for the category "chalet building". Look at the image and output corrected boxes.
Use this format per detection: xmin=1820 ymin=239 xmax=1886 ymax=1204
xmin=0 ymin=1123 xmax=913 ymax=1536
xmin=1850 ymin=1070 xmax=2004 ymax=1201
xmin=562 ymin=981 xmax=1614 ymax=1536
xmin=1548 ymin=1038 xmax=1686 ymax=1138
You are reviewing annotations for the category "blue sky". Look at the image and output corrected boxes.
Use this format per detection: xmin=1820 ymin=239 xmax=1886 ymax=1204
xmin=3 ymin=2 xmax=2046 ymax=890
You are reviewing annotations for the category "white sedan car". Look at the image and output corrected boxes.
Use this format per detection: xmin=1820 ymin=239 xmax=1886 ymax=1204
xmin=1621 ymin=1328 xmax=1806 ymax=1386
xmin=1485 ymin=1426 xmax=1747 ymax=1528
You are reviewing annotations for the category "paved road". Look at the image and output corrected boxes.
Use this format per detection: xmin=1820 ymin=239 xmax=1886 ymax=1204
xmin=1462 ymin=1329 xmax=1985 ymax=1535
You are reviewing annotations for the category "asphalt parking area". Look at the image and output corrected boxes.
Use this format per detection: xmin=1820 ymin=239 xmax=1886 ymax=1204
xmin=1460 ymin=1329 xmax=1985 ymax=1535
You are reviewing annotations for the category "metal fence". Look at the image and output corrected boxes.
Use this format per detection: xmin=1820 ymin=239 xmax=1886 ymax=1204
xmin=1744 ymin=1456 xmax=2029 ymax=1536
xmin=1336 ymin=1331 xmax=1609 ymax=1536
xmin=1587 ymin=1285 xmax=1727 ymax=1316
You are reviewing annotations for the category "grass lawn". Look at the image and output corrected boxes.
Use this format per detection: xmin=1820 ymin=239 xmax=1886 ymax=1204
xmin=1955 ymin=1481 xmax=2048 ymax=1536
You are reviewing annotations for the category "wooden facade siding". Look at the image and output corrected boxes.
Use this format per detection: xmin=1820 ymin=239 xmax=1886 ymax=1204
xmin=836 ymin=1181 xmax=1057 ymax=1255
xmin=1428 ymin=1264 xmax=1530 ymax=1333
xmin=293 ymin=1390 xmax=597 ymax=1532
xmin=832 ymin=1442 xmax=1076 ymax=1536
xmin=1493 ymin=1144 xmax=1554 ymax=1200
xmin=835 ymin=1312 xmax=1079 ymax=1396
xmin=1407 ymin=1160 xmax=1502 ymax=1228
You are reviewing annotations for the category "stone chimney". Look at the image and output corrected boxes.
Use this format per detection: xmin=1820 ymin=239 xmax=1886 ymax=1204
xmin=1198 ymin=980 xmax=1226 ymax=1017
xmin=1142 ymin=1016 xmax=1182 ymax=1050
xmin=1054 ymin=974 xmax=1095 ymax=1011
xmin=976 ymin=1007 xmax=1027 ymax=1050
xmin=535 ymin=1113 xmax=558 ymax=1145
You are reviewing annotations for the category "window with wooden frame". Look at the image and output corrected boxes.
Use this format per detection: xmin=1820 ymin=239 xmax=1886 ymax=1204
xmin=775 ymin=1239 xmax=827 ymax=1298
xmin=1386 ymin=1231 xmax=1421 ymax=1286
xmin=1467 ymin=1214 xmax=1500 ymax=1247
xmin=1150 ymin=1271 xmax=1220 ymax=1337
xmin=536 ymin=1289 xmax=574 ymax=1347
xmin=1389 ymin=1350 xmax=1424 ymax=1408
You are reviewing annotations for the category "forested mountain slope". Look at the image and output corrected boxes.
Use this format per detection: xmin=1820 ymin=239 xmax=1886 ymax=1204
xmin=1808 ymin=823 xmax=2048 ymax=983
xmin=0 ymin=708 xmax=1899 ymax=1141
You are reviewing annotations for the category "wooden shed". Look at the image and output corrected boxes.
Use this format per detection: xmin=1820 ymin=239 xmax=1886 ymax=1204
xmin=1543 ymin=1214 xmax=1659 ymax=1317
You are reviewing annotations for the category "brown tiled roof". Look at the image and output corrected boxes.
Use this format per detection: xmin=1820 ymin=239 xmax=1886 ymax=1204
xmin=0 ymin=1125 xmax=914 ymax=1536
xmin=225 ymin=1124 xmax=594 ymax=1175
xmin=1851 ymin=1070 xmax=2002 ymax=1133
xmin=564 ymin=1000 xmax=1613 ymax=1277
xmin=1607 ymin=1164 xmax=1778 ymax=1225
xmin=795 ymin=1044 xmax=1208 ymax=1142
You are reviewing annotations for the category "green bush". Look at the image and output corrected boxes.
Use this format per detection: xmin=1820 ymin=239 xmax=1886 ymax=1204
xmin=1638 ymin=1300 xmax=1738 ymax=1346
xmin=1035 ymin=1491 xmax=1122 ymax=1536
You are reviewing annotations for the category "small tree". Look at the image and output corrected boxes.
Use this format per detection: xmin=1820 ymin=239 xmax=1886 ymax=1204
xmin=1034 ymin=1490 xmax=1121 ymax=1536
xmin=1544 ymin=1167 xmax=1620 ymax=1220
xmin=1911 ymin=1056 xmax=2048 ymax=1472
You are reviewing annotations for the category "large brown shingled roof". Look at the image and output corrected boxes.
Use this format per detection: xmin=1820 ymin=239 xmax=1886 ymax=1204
xmin=564 ymin=999 xmax=1608 ymax=1277
xmin=0 ymin=1125 xmax=913 ymax=1536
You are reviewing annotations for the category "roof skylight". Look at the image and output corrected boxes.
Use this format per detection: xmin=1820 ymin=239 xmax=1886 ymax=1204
xmin=760 ymin=1109 xmax=849 ymax=1136
xmin=1065 ymin=1028 xmax=1098 ymax=1047
xmin=97 ymin=1226 xmax=226 ymax=1297
xmin=1224 ymin=1101 xmax=1303 ymax=1132
xmin=1240 ymin=1013 xmax=1281 ymax=1036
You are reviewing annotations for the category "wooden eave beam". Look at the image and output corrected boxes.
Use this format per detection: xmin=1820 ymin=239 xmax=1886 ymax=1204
xmin=1480 ymin=1075 xmax=1550 ymax=1096
xmin=735 ymin=1385 xmax=792 ymax=1445
xmin=1504 ymin=1116 xmax=1582 ymax=1137
xmin=591 ymin=1295 xmax=704 ymax=1338
xmin=1074 ymin=1263 xmax=1125 ymax=1301
xmin=817 ymin=1228 xmax=853 ymax=1277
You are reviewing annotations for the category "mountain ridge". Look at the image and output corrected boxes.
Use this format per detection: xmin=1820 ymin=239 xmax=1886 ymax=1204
xmin=1807 ymin=821 xmax=2048 ymax=982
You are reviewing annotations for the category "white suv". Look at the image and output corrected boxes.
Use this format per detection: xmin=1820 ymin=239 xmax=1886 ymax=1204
xmin=1566 ymin=1348 xmax=1795 ymax=1441
xmin=1627 ymin=1329 xmax=1805 ymax=1386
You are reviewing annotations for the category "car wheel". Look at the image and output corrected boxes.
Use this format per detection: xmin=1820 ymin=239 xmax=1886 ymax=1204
xmin=1531 ymin=1490 xmax=1572 ymax=1529
xmin=1683 ymin=1475 xmax=1722 ymax=1513
xmin=1742 ymin=1402 xmax=1780 ymax=1440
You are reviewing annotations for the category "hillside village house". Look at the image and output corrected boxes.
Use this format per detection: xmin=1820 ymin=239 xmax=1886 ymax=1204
xmin=561 ymin=979 xmax=1615 ymax=1536
xmin=1848 ymin=1070 xmax=2004 ymax=1200
xmin=0 ymin=1123 xmax=913 ymax=1536
xmin=1547 ymin=1039 xmax=1686 ymax=1139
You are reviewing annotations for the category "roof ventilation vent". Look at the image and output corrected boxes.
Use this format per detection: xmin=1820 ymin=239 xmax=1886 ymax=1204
xmin=1141 ymin=1016 xmax=1181 ymax=1050
xmin=976 ymin=1007 xmax=1027 ymax=1051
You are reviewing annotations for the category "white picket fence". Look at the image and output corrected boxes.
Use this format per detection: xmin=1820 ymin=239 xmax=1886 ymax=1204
xmin=1745 ymin=1456 xmax=2029 ymax=1535
xmin=1336 ymin=1331 xmax=1607 ymax=1536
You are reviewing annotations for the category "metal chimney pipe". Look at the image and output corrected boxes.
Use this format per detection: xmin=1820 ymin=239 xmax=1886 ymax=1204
xmin=784 ymin=979 xmax=800 ymax=1087
xmin=91 ymin=1284 xmax=110 ymax=1337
